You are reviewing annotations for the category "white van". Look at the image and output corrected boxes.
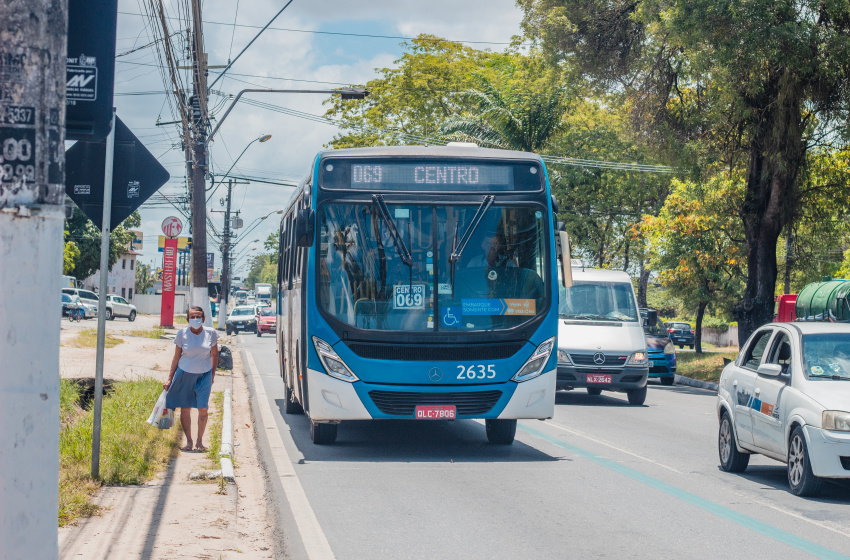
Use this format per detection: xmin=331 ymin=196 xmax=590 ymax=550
xmin=61 ymin=288 xmax=99 ymax=318
xmin=556 ymin=267 xmax=650 ymax=405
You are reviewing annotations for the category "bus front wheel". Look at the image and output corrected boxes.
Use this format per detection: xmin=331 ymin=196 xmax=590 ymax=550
xmin=485 ymin=419 xmax=516 ymax=444
xmin=310 ymin=421 xmax=337 ymax=445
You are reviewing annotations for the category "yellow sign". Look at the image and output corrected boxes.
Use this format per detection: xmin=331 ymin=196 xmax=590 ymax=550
xmin=158 ymin=236 xmax=189 ymax=250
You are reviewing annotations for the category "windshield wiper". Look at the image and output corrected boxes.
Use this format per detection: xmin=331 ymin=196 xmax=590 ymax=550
xmin=448 ymin=195 xmax=494 ymax=292
xmin=810 ymin=374 xmax=850 ymax=380
xmin=372 ymin=194 xmax=413 ymax=267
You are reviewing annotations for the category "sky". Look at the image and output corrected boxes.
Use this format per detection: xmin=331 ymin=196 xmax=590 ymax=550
xmin=111 ymin=0 xmax=524 ymax=277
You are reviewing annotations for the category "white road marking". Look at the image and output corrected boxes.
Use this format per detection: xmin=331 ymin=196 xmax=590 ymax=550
xmin=244 ymin=349 xmax=335 ymax=559
xmin=541 ymin=420 xmax=683 ymax=474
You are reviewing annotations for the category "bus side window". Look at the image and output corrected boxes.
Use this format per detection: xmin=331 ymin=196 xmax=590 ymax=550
xmin=277 ymin=225 xmax=285 ymax=288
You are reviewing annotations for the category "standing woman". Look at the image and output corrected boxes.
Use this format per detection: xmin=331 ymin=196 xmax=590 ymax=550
xmin=165 ymin=306 xmax=219 ymax=451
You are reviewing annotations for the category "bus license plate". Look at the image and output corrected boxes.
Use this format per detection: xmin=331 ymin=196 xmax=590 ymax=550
xmin=587 ymin=374 xmax=611 ymax=384
xmin=415 ymin=405 xmax=456 ymax=420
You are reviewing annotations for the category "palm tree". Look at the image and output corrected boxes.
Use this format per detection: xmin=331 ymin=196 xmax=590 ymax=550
xmin=440 ymin=76 xmax=569 ymax=153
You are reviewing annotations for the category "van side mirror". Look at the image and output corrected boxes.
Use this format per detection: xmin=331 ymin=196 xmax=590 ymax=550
xmin=646 ymin=309 xmax=657 ymax=327
xmin=757 ymin=363 xmax=783 ymax=377
xmin=559 ymin=231 xmax=572 ymax=289
xmin=295 ymin=208 xmax=315 ymax=247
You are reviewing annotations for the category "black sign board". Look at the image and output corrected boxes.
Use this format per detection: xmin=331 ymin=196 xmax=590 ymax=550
xmin=66 ymin=0 xmax=118 ymax=141
xmin=65 ymin=116 xmax=170 ymax=230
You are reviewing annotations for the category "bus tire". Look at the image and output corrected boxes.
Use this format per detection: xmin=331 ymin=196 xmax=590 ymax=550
xmin=284 ymin=381 xmax=303 ymax=415
xmin=485 ymin=419 xmax=516 ymax=444
xmin=310 ymin=421 xmax=337 ymax=445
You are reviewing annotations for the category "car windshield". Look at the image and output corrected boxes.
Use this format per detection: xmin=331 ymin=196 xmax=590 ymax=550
xmin=260 ymin=308 xmax=275 ymax=316
xmin=559 ymin=281 xmax=638 ymax=322
xmin=802 ymin=333 xmax=850 ymax=379
xmin=62 ymin=294 xmax=71 ymax=302
xmin=231 ymin=308 xmax=254 ymax=316
xmin=318 ymin=202 xmax=548 ymax=332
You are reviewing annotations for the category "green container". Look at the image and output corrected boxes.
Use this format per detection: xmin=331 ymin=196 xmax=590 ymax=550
xmin=796 ymin=280 xmax=850 ymax=321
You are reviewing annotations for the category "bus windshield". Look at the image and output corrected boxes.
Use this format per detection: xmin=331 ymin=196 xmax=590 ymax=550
xmin=318 ymin=202 xmax=549 ymax=333
xmin=559 ymin=281 xmax=638 ymax=322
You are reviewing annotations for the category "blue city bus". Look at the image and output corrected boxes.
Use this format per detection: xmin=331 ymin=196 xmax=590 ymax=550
xmin=276 ymin=145 xmax=564 ymax=444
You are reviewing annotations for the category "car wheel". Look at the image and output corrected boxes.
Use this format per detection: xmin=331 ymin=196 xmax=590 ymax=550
xmin=660 ymin=376 xmax=675 ymax=386
xmin=284 ymin=381 xmax=304 ymax=415
xmin=787 ymin=426 xmax=825 ymax=497
xmin=226 ymin=327 xmax=232 ymax=335
xmin=256 ymin=331 xmax=261 ymax=337
xmin=485 ymin=419 xmax=517 ymax=444
xmin=105 ymin=308 xmax=113 ymax=321
xmin=586 ymin=387 xmax=602 ymax=396
xmin=310 ymin=420 xmax=337 ymax=445
xmin=689 ymin=345 xmax=694 ymax=349
xmin=678 ymin=344 xmax=683 ymax=349
xmin=128 ymin=310 xmax=136 ymax=322
xmin=626 ymin=386 xmax=647 ymax=405
xmin=718 ymin=411 xmax=749 ymax=473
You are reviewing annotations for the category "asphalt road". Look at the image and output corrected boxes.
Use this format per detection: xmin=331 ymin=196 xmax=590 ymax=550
xmin=237 ymin=333 xmax=850 ymax=560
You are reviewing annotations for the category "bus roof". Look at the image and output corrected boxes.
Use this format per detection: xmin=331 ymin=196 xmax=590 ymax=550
xmin=318 ymin=145 xmax=543 ymax=162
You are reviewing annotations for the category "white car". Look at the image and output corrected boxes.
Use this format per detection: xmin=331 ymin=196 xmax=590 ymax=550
xmin=61 ymin=288 xmax=99 ymax=318
xmin=105 ymin=294 xmax=136 ymax=321
xmin=717 ymin=322 xmax=850 ymax=496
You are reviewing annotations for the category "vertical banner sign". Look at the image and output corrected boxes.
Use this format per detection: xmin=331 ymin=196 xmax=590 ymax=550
xmin=206 ymin=252 xmax=215 ymax=282
xmin=161 ymin=238 xmax=178 ymax=326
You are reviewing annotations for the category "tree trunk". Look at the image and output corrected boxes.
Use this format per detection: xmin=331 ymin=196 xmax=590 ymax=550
xmin=734 ymin=74 xmax=806 ymax=346
xmin=784 ymin=227 xmax=794 ymax=295
xmin=637 ymin=260 xmax=650 ymax=309
xmin=695 ymin=300 xmax=708 ymax=354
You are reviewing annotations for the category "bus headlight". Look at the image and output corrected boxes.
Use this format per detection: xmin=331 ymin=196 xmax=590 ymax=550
xmin=312 ymin=336 xmax=359 ymax=383
xmin=627 ymin=351 xmax=648 ymax=366
xmin=663 ymin=342 xmax=675 ymax=355
xmin=513 ymin=337 xmax=556 ymax=382
xmin=823 ymin=411 xmax=850 ymax=432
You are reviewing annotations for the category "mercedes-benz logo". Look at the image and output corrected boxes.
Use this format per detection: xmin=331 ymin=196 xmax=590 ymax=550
xmin=593 ymin=352 xmax=606 ymax=365
xmin=428 ymin=367 xmax=443 ymax=382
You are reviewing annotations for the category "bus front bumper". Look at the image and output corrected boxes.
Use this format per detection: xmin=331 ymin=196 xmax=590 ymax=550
xmin=306 ymin=368 xmax=556 ymax=422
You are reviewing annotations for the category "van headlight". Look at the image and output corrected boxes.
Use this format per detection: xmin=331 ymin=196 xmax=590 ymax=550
xmin=513 ymin=337 xmax=556 ymax=382
xmin=823 ymin=411 xmax=850 ymax=432
xmin=557 ymin=349 xmax=570 ymax=364
xmin=663 ymin=342 xmax=675 ymax=355
xmin=312 ymin=336 xmax=359 ymax=383
xmin=627 ymin=351 xmax=648 ymax=366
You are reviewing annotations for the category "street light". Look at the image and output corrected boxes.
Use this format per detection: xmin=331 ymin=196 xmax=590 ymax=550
xmin=206 ymin=133 xmax=272 ymax=203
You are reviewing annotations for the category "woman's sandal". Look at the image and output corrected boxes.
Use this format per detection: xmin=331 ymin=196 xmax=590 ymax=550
xmin=181 ymin=443 xmax=193 ymax=452
xmin=194 ymin=444 xmax=207 ymax=452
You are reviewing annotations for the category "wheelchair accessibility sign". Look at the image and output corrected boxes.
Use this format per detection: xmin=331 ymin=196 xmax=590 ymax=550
xmin=442 ymin=306 xmax=461 ymax=327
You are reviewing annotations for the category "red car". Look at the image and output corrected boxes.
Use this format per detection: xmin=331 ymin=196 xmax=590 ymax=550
xmin=256 ymin=307 xmax=277 ymax=337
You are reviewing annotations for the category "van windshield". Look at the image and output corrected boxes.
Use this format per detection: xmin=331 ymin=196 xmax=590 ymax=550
xmin=559 ymin=281 xmax=638 ymax=322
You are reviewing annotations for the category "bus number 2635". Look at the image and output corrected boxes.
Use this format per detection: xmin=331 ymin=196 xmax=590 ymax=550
xmin=457 ymin=364 xmax=496 ymax=379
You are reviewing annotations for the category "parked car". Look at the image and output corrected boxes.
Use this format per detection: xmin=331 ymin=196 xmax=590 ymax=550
xmin=556 ymin=267 xmax=650 ymax=405
xmin=256 ymin=307 xmax=277 ymax=337
xmin=665 ymin=321 xmax=695 ymax=349
xmin=226 ymin=305 xmax=258 ymax=334
xmin=105 ymin=294 xmax=137 ymax=321
xmin=641 ymin=310 xmax=676 ymax=385
xmin=61 ymin=288 xmax=98 ymax=318
xmin=717 ymin=322 xmax=850 ymax=496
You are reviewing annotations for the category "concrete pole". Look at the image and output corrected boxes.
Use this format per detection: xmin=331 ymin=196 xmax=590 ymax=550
xmin=91 ymin=109 xmax=115 ymax=479
xmin=0 ymin=1 xmax=66 ymax=558
xmin=217 ymin=180 xmax=232 ymax=330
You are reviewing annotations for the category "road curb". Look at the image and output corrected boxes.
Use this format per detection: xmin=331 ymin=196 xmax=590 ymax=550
xmin=219 ymin=388 xmax=235 ymax=482
xmin=674 ymin=374 xmax=718 ymax=391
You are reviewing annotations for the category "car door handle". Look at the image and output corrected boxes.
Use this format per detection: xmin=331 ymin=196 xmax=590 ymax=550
xmin=754 ymin=388 xmax=760 ymax=396
xmin=733 ymin=380 xmax=738 ymax=387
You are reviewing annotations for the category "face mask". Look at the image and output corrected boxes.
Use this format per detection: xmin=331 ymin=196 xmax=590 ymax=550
xmin=188 ymin=318 xmax=203 ymax=328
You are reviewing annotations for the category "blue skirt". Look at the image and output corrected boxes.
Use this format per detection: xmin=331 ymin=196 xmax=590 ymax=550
xmin=165 ymin=368 xmax=212 ymax=409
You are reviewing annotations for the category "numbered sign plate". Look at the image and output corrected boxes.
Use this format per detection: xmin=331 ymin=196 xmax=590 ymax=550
xmin=394 ymin=283 xmax=425 ymax=309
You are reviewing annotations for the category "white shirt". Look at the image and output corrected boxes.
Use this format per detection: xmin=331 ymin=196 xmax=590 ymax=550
xmin=175 ymin=326 xmax=219 ymax=373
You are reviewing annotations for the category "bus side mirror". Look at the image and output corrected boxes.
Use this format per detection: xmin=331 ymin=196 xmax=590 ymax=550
xmin=551 ymin=194 xmax=559 ymax=216
xmin=559 ymin=231 xmax=573 ymax=289
xmin=295 ymin=208 xmax=315 ymax=247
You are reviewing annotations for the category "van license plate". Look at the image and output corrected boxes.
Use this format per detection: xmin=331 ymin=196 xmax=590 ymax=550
xmin=415 ymin=405 xmax=456 ymax=419
xmin=587 ymin=374 xmax=612 ymax=383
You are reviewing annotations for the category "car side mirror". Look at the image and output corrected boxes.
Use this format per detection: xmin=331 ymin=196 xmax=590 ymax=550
xmin=645 ymin=309 xmax=657 ymax=327
xmin=757 ymin=363 xmax=783 ymax=377
xmin=295 ymin=208 xmax=315 ymax=247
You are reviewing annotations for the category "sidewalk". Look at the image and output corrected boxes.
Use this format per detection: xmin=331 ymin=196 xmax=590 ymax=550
xmin=58 ymin=318 xmax=274 ymax=559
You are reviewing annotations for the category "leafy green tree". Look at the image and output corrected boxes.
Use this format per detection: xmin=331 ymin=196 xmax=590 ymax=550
xmin=64 ymin=208 xmax=140 ymax=280
xmin=135 ymin=262 xmax=156 ymax=295
xmin=643 ymin=177 xmax=746 ymax=352
xmin=63 ymin=232 xmax=80 ymax=275
xmin=520 ymin=0 xmax=850 ymax=344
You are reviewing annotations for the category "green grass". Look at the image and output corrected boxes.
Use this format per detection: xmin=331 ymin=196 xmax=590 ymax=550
xmin=59 ymin=378 xmax=181 ymax=526
xmin=128 ymin=326 xmax=166 ymax=339
xmin=206 ymin=391 xmax=224 ymax=467
xmin=60 ymin=379 xmax=83 ymax=426
xmin=676 ymin=351 xmax=739 ymax=383
xmin=173 ymin=315 xmax=188 ymax=325
xmin=69 ymin=328 xmax=123 ymax=348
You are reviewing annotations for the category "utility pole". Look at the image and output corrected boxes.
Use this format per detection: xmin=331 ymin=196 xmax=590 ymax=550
xmin=187 ymin=0 xmax=211 ymax=323
xmin=0 ymin=1 xmax=65 ymax=558
xmin=217 ymin=180 xmax=233 ymax=330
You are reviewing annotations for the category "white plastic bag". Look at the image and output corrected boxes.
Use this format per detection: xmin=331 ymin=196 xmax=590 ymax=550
xmin=147 ymin=390 xmax=168 ymax=426
xmin=157 ymin=408 xmax=175 ymax=430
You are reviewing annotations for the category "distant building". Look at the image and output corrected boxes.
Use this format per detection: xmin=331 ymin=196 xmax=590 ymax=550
xmin=82 ymin=250 xmax=140 ymax=301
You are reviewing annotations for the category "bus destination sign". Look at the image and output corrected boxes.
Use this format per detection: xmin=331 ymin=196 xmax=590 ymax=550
xmin=351 ymin=164 xmax=512 ymax=188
